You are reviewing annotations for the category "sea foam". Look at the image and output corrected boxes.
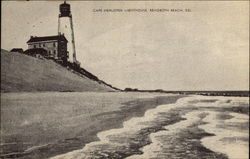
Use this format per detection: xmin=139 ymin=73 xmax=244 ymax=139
xmin=51 ymin=96 xmax=249 ymax=159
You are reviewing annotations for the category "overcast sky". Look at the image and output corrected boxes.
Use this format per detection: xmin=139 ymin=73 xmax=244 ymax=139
xmin=2 ymin=1 xmax=249 ymax=90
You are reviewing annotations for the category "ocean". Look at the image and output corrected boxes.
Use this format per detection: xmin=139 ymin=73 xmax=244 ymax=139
xmin=51 ymin=95 xmax=249 ymax=159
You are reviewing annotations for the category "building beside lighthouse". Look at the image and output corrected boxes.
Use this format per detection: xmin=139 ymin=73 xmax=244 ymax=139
xmin=25 ymin=34 xmax=68 ymax=64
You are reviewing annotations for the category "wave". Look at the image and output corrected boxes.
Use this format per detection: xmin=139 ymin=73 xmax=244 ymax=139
xmin=51 ymin=96 xmax=249 ymax=159
xmin=199 ymin=111 xmax=249 ymax=159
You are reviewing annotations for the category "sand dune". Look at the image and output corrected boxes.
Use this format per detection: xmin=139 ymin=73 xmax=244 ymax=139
xmin=1 ymin=49 xmax=114 ymax=92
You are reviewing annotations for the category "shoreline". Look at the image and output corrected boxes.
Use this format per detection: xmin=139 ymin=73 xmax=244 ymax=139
xmin=51 ymin=95 xmax=245 ymax=159
xmin=1 ymin=94 xmax=185 ymax=159
xmin=1 ymin=90 xmax=249 ymax=97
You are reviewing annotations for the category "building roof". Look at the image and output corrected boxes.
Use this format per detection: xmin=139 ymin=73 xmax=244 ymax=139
xmin=27 ymin=35 xmax=68 ymax=43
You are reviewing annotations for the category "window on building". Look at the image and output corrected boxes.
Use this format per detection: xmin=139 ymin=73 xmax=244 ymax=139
xmin=54 ymin=50 xmax=56 ymax=55
xmin=53 ymin=42 xmax=56 ymax=47
xmin=43 ymin=43 xmax=45 ymax=47
xmin=34 ymin=45 xmax=36 ymax=48
xmin=39 ymin=43 xmax=41 ymax=47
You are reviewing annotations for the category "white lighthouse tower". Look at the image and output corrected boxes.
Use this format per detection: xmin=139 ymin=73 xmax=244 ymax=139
xmin=58 ymin=1 xmax=80 ymax=65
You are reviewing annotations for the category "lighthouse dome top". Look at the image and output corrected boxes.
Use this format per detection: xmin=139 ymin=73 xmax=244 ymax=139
xmin=59 ymin=1 xmax=71 ymax=17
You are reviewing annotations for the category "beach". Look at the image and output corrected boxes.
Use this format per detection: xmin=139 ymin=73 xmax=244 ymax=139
xmin=1 ymin=93 xmax=249 ymax=159
xmin=1 ymin=92 xmax=183 ymax=159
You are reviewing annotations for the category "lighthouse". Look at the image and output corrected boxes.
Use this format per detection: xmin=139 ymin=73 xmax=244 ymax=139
xmin=58 ymin=1 xmax=79 ymax=65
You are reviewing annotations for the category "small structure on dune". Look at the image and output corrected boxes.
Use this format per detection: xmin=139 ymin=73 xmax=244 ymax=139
xmin=10 ymin=48 xmax=24 ymax=53
xmin=23 ymin=48 xmax=48 ymax=59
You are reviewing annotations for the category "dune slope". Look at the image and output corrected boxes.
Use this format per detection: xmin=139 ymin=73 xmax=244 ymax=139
xmin=1 ymin=49 xmax=115 ymax=92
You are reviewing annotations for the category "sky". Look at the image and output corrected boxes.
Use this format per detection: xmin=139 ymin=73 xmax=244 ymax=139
xmin=1 ymin=1 xmax=249 ymax=90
